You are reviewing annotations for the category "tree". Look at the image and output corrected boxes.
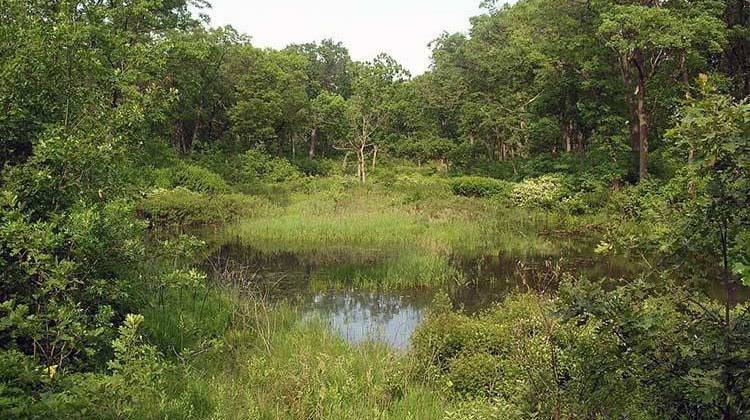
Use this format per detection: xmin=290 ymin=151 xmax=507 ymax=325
xmin=307 ymin=91 xmax=348 ymax=159
xmin=286 ymin=39 xmax=353 ymax=98
xmin=598 ymin=1 xmax=726 ymax=180
xmin=337 ymin=54 xmax=408 ymax=184
xmin=226 ymin=48 xmax=309 ymax=154
xmin=161 ymin=26 xmax=246 ymax=154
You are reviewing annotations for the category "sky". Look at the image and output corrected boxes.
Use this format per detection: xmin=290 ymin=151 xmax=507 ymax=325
xmin=204 ymin=0 xmax=486 ymax=75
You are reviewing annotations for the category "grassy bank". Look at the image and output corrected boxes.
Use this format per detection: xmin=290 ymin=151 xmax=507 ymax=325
xmin=213 ymin=177 xmax=605 ymax=289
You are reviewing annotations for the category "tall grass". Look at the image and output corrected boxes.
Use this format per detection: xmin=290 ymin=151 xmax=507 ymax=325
xmin=310 ymin=251 xmax=464 ymax=290
xmin=140 ymin=280 xmax=448 ymax=419
xmin=217 ymin=185 xmax=583 ymax=290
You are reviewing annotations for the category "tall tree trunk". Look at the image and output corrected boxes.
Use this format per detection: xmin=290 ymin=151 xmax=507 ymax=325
xmin=189 ymin=119 xmax=201 ymax=154
xmin=635 ymin=68 xmax=649 ymax=181
xmin=371 ymin=144 xmax=378 ymax=171
xmin=357 ymin=146 xmax=366 ymax=185
xmin=620 ymin=56 xmax=641 ymax=177
xmin=680 ymin=51 xmax=691 ymax=97
xmin=308 ymin=127 xmax=318 ymax=159
xmin=174 ymin=120 xmax=186 ymax=154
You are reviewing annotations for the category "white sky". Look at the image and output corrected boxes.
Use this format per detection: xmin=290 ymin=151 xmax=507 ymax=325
xmin=204 ymin=0 xmax=486 ymax=75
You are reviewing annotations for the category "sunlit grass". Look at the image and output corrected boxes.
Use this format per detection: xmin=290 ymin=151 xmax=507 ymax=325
xmin=152 ymin=286 xmax=449 ymax=419
xmin=223 ymin=185 xmax=578 ymax=261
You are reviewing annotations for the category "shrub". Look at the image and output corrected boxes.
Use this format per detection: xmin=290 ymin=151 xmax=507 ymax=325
xmin=412 ymin=293 xmax=653 ymax=418
xmin=292 ymin=158 xmax=329 ymax=176
xmin=168 ymin=163 xmax=230 ymax=194
xmin=153 ymin=163 xmax=230 ymax=194
xmin=389 ymin=134 xmax=456 ymax=164
xmin=443 ymin=398 xmax=524 ymax=420
xmin=241 ymin=149 xmax=303 ymax=184
xmin=447 ymin=352 xmax=504 ymax=397
xmin=138 ymin=188 xmax=273 ymax=227
xmin=510 ymin=174 xmax=566 ymax=208
xmin=449 ymin=176 xmax=513 ymax=198
xmin=392 ymin=173 xmax=451 ymax=203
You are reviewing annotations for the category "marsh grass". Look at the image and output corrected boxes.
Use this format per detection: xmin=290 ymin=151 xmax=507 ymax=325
xmin=218 ymin=183 xmax=591 ymax=290
xmin=309 ymin=251 xmax=463 ymax=290
xmin=144 ymin=282 xmax=448 ymax=419
xmin=131 ymin=171 xmax=615 ymax=419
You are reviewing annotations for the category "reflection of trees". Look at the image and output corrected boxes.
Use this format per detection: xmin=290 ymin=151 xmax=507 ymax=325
xmin=449 ymin=252 xmax=634 ymax=313
xmin=202 ymin=242 xmax=309 ymax=298
xmin=301 ymin=290 xmax=429 ymax=349
xmin=305 ymin=291 xmax=413 ymax=323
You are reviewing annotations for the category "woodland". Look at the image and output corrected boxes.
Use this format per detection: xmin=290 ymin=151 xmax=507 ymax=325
xmin=1 ymin=0 xmax=749 ymax=418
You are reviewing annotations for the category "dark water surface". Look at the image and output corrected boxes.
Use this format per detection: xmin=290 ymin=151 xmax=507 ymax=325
xmin=204 ymin=241 xmax=631 ymax=349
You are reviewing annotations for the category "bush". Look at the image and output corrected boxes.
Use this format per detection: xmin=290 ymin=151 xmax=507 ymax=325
xmin=389 ymin=135 xmax=456 ymax=164
xmin=170 ymin=163 xmax=230 ymax=194
xmin=241 ymin=149 xmax=303 ymax=184
xmin=412 ymin=293 xmax=654 ymax=418
xmin=449 ymin=176 xmax=513 ymax=198
xmin=447 ymin=352 xmax=504 ymax=397
xmin=392 ymin=173 xmax=451 ymax=203
xmin=510 ymin=174 xmax=566 ymax=208
xmin=155 ymin=163 xmax=230 ymax=194
xmin=138 ymin=188 xmax=272 ymax=227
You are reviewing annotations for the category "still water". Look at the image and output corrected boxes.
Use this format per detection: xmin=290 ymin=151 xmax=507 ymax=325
xmin=204 ymin=241 xmax=629 ymax=349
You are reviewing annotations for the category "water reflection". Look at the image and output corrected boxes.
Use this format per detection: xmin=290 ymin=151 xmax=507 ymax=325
xmin=203 ymin=241 xmax=629 ymax=348
xmin=301 ymin=290 xmax=430 ymax=350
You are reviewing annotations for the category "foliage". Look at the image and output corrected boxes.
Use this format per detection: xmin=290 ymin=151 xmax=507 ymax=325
xmin=559 ymin=277 xmax=750 ymax=418
xmin=138 ymin=187 xmax=273 ymax=227
xmin=240 ymin=148 xmax=303 ymax=184
xmin=159 ymin=163 xmax=231 ymax=194
xmin=448 ymin=176 xmax=512 ymax=198
xmin=412 ymin=292 xmax=655 ymax=418
xmin=510 ymin=174 xmax=567 ymax=209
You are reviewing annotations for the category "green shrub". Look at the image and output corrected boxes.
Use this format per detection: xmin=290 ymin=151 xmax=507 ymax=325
xmin=510 ymin=174 xmax=566 ymax=208
xmin=412 ymin=293 xmax=654 ymax=418
xmin=443 ymin=398 xmax=524 ymax=420
xmin=292 ymin=158 xmax=327 ymax=176
xmin=449 ymin=176 xmax=513 ymax=198
xmin=153 ymin=163 xmax=230 ymax=194
xmin=447 ymin=352 xmax=504 ymax=397
xmin=389 ymin=134 xmax=456 ymax=164
xmin=392 ymin=173 xmax=451 ymax=203
xmin=241 ymin=149 xmax=303 ymax=184
xmin=138 ymin=188 xmax=272 ymax=227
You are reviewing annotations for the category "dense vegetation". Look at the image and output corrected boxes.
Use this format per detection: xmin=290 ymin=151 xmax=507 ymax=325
xmin=1 ymin=0 xmax=749 ymax=418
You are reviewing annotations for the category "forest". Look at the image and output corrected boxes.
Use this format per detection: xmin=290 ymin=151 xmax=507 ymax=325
xmin=1 ymin=0 xmax=749 ymax=418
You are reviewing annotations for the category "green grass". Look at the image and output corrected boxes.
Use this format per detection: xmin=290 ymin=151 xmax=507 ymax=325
xmin=225 ymin=188 xmax=566 ymax=254
xmin=142 ymin=283 xmax=449 ymax=419
xmin=215 ymin=182 xmax=600 ymax=289
xmin=130 ymin=170 xmax=615 ymax=419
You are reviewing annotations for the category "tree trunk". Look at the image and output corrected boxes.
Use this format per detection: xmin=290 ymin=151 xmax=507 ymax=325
xmin=371 ymin=144 xmax=378 ymax=171
xmin=342 ymin=151 xmax=350 ymax=171
xmin=357 ymin=146 xmax=366 ymax=185
xmin=174 ymin=120 xmax=186 ymax=154
xmin=308 ymin=127 xmax=318 ymax=159
xmin=620 ymin=56 xmax=641 ymax=177
xmin=189 ymin=119 xmax=201 ymax=154
xmin=680 ymin=51 xmax=691 ymax=97
xmin=636 ymin=70 xmax=649 ymax=180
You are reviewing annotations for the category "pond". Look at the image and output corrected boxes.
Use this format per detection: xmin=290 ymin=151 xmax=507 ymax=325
xmin=203 ymin=240 xmax=632 ymax=349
